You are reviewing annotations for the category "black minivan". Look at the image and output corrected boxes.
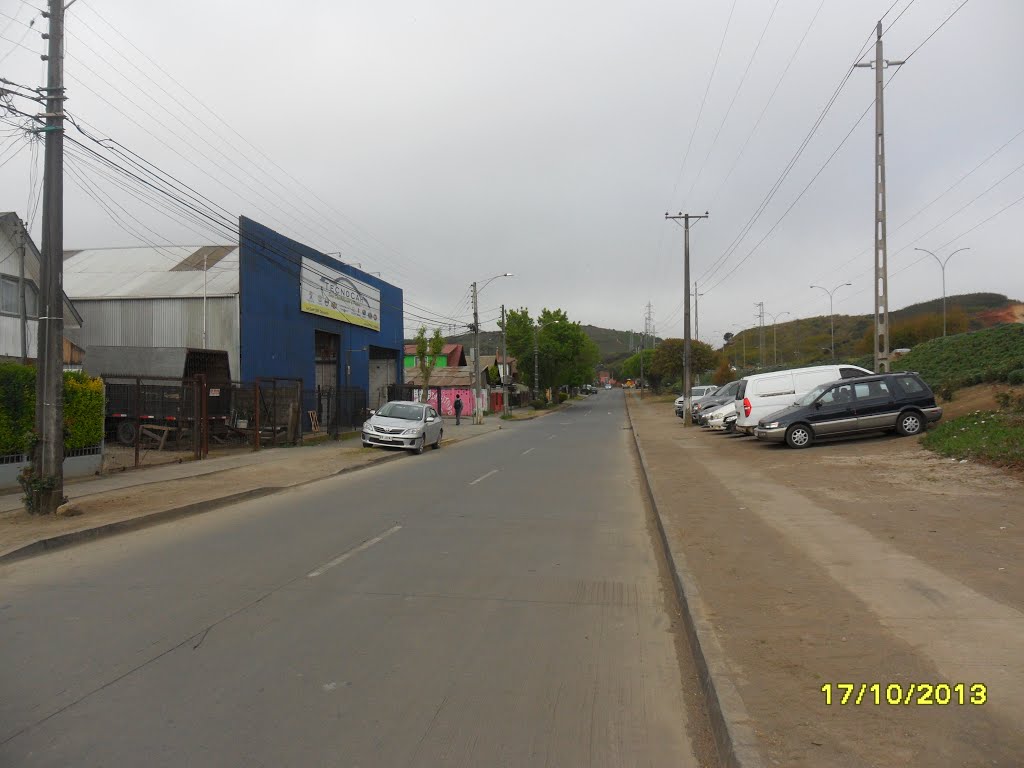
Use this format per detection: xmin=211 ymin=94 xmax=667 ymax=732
xmin=753 ymin=372 xmax=943 ymax=449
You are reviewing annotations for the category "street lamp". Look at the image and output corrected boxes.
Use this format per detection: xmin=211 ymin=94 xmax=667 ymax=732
xmin=471 ymin=273 xmax=514 ymax=424
xmin=767 ymin=311 xmax=791 ymax=365
xmin=810 ymin=282 xmax=852 ymax=360
xmin=914 ymin=247 xmax=969 ymax=337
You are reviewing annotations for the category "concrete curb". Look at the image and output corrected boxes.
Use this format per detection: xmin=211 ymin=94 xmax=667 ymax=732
xmin=0 ymin=426 xmax=501 ymax=565
xmin=625 ymin=396 xmax=764 ymax=768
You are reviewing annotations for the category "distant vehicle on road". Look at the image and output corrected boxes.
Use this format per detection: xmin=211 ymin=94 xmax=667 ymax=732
xmin=733 ymin=364 xmax=872 ymax=435
xmin=753 ymin=372 xmax=942 ymax=449
xmin=362 ymin=401 xmax=443 ymax=454
xmin=605 ymin=383 xmax=612 ymax=390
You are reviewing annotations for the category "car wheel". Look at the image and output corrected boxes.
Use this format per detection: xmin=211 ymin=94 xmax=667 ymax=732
xmin=362 ymin=441 xmax=371 ymax=449
xmin=785 ymin=423 xmax=813 ymax=449
xmin=116 ymin=421 xmax=137 ymax=446
xmin=896 ymin=410 xmax=924 ymax=437
xmin=410 ymin=436 xmax=425 ymax=455
xmin=433 ymin=429 xmax=443 ymax=449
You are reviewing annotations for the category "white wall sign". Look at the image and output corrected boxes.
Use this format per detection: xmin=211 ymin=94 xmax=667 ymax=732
xmin=300 ymin=257 xmax=381 ymax=331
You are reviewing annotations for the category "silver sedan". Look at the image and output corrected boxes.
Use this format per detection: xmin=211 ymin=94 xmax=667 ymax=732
xmin=362 ymin=401 xmax=443 ymax=454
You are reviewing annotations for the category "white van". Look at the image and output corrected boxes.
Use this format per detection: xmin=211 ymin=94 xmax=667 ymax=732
xmin=733 ymin=364 xmax=872 ymax=435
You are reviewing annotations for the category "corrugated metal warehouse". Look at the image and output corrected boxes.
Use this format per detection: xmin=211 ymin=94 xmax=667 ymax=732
xmin=63 ymin=217 xmax=405 ymax=423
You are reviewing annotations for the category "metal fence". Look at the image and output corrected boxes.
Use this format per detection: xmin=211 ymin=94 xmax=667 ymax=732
xmin=100 ymin=375 xmax=306 ymax=469
xmin=302 ymin=386 xmax=368 ymax=436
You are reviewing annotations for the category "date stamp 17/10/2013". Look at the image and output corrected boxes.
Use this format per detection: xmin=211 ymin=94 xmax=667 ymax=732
xmin=821 ymin=683 xmax=987 ymax=706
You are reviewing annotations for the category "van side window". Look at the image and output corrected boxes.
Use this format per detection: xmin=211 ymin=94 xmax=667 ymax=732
xmin=853 ymin=380 xmax=891 ymax=400
xmin=894 ymin=376 xmax=926 ymax=395
xmin=840 ymin=367 xmax=868 ymax=379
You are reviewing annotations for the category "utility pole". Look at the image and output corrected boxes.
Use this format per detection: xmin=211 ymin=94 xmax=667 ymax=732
xmin=500 ymin=304 xmax=509 ymax=416
xmin=471 ymin=281 xmax=482 ymax=425
xmin=914 ymin=247 xmax=969 ymax=337
xmin=17 ymin=219 xmax=28 ymax=364
xmin=665 ymin=211 xmax=709 ymax=425
xmin=856 ymin=22 xmax=903 ymax=373
xmin=32 ymin=0 xmax=67 ymax=515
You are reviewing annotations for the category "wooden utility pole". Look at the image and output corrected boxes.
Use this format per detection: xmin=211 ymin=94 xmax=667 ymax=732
xmin=32 ymin=0 xmax=67 ymax=514
xmin=665 ymin=211 xmax=709 ymax=425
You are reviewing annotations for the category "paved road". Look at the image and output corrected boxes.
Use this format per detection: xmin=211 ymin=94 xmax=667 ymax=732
xmin=0 ymin=390 xmax=704 ymax=767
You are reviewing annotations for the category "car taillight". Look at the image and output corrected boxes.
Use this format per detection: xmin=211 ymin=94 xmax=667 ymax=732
xmin=743 ymin=397 xmax=752 ymax=417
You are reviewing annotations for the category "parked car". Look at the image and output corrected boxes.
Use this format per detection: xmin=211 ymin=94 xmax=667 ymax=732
xmin=690 ymin=380 xmax=741 ymax=422
xmin=753 ymin=372 xmax=942 ymax=448
xmin=703 ymin=402 xmax=738 ymax=432
xmin=362 ymin=401 xmax=443 ymax=454
xmin=733 ymin=364 xmax=872 ymax=435
xmin=674 ymin=385 xmax=718 ymax=417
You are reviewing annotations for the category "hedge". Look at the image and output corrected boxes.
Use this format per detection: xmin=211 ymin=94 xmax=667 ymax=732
xmin=0 ymin=363 xmax=104 ymax=455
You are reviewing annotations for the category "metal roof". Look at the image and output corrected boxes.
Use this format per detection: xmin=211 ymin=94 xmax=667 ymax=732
xmin=63 ymin=245 xmax=240 ymax=299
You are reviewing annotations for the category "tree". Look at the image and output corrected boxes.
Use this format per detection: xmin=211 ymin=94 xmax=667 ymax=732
xmin=651 ymin=338 xmax=717 ymax=383
xmin=414 ymin=326 xmax=446 ymax=402
xmin=712 ymin=356 xmax=736 ymax=385
xmin=503 ymin=307 xmax=600 ymax=397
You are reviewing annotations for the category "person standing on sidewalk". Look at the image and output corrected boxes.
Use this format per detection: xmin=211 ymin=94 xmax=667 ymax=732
xmin=454 ymin=394 xmax=464 ymax=426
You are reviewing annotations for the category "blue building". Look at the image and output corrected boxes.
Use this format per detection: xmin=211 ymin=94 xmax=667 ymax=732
xmin=65 ymin=217 xmax=404 ymax=430
xmin=238 ymin=217 xmax=404 ymax=420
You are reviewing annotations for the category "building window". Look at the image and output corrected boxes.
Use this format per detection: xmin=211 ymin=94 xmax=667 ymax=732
xmin=0 ymin=276 xmax=39 ymax=317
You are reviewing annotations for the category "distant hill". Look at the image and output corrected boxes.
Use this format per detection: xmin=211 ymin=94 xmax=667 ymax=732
xmin=720 ymin=293 xmax=1022 ymax=368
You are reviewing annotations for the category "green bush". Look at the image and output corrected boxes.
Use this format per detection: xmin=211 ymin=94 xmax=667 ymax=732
xmin=0 ymin=362 xmax=36 ymax=454
xmin=1007 ymin=368 xmax=1024 ymax=386
xmin=0 ymin=364 xmax=105 ymax=455
xmin=530 ymin=399 xmax=547 ymax=410
xmin=557 ymin=392 xmax=569 ymax=403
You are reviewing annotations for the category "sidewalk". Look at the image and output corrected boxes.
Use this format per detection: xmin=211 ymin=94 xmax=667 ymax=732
xmin=625 ymin=392 xmax=1023 ymax=767
xmin=0 ymin=418 xmax=504 ymax=562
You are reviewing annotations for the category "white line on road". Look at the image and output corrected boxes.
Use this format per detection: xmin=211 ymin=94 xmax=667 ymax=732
xmin=521 ymin=448 xmax=535 ymax=455
xmin=469 ymin=469 xmax=499 ymax=485
xmin=307 ymin=524 xmax=402 ymax=578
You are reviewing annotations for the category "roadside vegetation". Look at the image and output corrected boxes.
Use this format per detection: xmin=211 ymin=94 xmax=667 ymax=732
xmin=922 ymin=390 xmax=1024 ymax=470
xmin=892 ymin=324 xmax=1024 ymax=395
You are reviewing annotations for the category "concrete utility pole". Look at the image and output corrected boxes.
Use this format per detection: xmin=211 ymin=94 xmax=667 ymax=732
xmin=914 ymin=247 xmax=969 ymax=337
xmin=810 ymin=282 xmax=851 ymax=360
xmin=856 ymin=22 xmax=903 ymax=373
xmin=470 ymin=273 xmax=512 ymax=424
xmin=500 ymin=304 xmax=509 ymax=416
xmin=471 ymin=281 xmax=481 ymax=424
xmin=665 ymin=211 xmax=709 ymax=425
xmin=32 ymin=0 xmax=67 ymax=515
xmin=692 ymin=284 xmax=703 ymax=343
xmin=17 ymin=219 xmax=28 ymax=364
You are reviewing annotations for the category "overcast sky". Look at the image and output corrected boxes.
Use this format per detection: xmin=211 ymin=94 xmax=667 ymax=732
xmin=2 ymin=0 xmax=1022 ymax=343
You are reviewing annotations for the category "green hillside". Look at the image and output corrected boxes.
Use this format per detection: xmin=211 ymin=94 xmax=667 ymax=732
xmin=891 ymin=324 xmax=1024 ymax=389
xmin=719 ymin=293 xmax=1021 ymax=368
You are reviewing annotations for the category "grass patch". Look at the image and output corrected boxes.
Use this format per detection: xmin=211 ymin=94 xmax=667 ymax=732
xmin=921 ymin=410 xmax=1024 ymax=469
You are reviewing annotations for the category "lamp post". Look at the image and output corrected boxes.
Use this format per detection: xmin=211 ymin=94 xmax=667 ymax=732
xmin=767 ymin=311 xmax=791 ymax=365
xmin=810 ymin=282 xmax=852 ymax=360
xmin=913 ymin=247 xmax=969 ymax=337
xmin=471 ymin=273 xmax=513 ymax=424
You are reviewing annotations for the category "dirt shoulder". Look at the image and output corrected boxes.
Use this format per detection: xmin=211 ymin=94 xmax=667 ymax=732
xmin=628 ymin=395 xmax=1023 ymax=767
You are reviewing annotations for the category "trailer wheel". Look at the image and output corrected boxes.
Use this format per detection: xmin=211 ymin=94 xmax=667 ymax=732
xmin=116 ymin=421 xmax=137 ymax=446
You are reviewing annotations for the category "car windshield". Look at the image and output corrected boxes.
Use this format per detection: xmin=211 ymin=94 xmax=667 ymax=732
xmin=376 ymin=402 xmax=423 ymax=421
xmin=796 ymin=384 xmax=831 ymax=406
